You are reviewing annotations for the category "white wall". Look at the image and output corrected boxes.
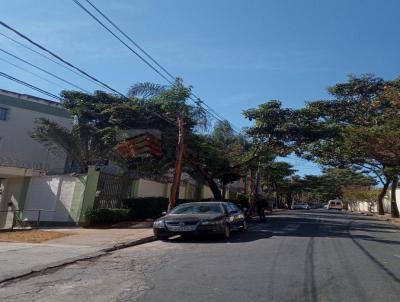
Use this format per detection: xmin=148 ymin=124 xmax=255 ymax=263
xmin=348 ymin=201 xmax=376 ymax=213
xmin=136 ymin=179 xmax=214 ymax=200
xmin=23 ymin=175 xmax=76 ymax=222
xmin=184 ymin=183 xmax=198 ymax=200
xmin=348 ymin=187 xmax=400 ymax=214
xmin=202 ymin=186 xmax=214 ymax=199
xmin=137 ymin=179 xmax=166 ymax=198
xmin=383 ymin=188 xmax=400 ymax=214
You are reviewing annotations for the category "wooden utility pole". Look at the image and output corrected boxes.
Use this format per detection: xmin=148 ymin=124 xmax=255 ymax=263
xmin=168 ymin=114 xmax=184 ymax=211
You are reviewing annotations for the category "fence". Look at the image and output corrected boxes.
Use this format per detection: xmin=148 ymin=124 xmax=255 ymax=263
xmin=93 ymin=172 xmax=130 ymax=209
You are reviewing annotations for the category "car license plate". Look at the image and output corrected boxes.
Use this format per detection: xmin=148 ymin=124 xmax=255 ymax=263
xmin=176 ymin=226 xmax=193 ymax=231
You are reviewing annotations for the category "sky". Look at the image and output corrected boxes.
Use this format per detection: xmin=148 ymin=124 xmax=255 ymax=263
xmin=1 ymin=0 xmax=399 ymax=176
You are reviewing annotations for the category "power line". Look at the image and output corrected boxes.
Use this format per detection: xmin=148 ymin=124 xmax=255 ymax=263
xmin=83 ymin=0 xmax=175 ymax=81
xmin=0 ymin=21 xmax=184 ymax=130
xmin=0 ymin=48 xmax=89 ymax=92
xmin=80 ymin=0 xmax=231 ymax=127
xmin=0 ymin=56 xmax=65 ymax=90
xmin=0 ymin=71 xmax=62 ymax=101
xmin=72 ymin=0 xmax=173 ymax=85
xmin=82 ymin=0 xmax=241 ymax=132
xmin=72 ymin=0 xmax=242 ymax=133
xmin=0 ymin=20 xmax=216 ymax=135
xmin=0 ymin=31 xmax=102 ymax=88
xmin=0 ymin=20 xmax=123 ymax=96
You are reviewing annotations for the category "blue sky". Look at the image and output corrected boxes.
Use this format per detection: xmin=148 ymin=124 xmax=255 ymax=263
xmin=1 ymin=0 xmax=399 ymax=176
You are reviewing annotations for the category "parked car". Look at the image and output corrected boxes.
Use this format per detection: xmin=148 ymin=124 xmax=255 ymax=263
xmin=328 ymin=200 xmax=343 ymax=210
xmin=308 ymin=202 xmax=321 ymax=209
xmin=291 ymin=203 xmax=310 ymax=210
xmin=153 ymin=201 xmax=247 ymax=240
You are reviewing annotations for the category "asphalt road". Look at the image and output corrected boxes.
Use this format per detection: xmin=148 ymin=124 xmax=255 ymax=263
xmin=1 ymin=209 xmax=399 ymax=302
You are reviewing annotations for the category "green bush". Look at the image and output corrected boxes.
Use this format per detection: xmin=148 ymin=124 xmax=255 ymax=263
xmin=84 ymin=208 xmax=132 ymax=225
xmin=122 ymin=197 xmax=169 ymax=219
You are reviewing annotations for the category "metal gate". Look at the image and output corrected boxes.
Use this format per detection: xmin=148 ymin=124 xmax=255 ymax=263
xmin=93 ymin=172 xmax=130 ymax=209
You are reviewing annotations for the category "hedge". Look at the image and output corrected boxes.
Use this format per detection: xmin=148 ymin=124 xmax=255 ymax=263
xmin=84 ymin=208 xmax=132 ymax=225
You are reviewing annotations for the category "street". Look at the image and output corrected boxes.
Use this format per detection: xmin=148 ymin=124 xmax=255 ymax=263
xmin=0 ymin=210 xmax=399 ymax=302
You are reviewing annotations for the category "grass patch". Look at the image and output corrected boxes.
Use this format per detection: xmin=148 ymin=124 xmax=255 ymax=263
xmin=0 ymin=230 xmax=74 ymax=243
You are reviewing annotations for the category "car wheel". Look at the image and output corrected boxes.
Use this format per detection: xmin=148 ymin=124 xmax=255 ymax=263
xmin=223 ymin=224 xmax=231 ymax=239
xmin=240 ymin=220 xmax=248 ymax=231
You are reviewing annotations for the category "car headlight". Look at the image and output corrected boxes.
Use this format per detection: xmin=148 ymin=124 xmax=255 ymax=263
xmin=153 ymin=220 xmax=165 ymax=228
xmin=237 ymin=214 xmax=244 ymax=219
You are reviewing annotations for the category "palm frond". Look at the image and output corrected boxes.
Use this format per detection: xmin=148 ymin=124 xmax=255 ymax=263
xmin=127 ymin=82 xmax=166 ymax=99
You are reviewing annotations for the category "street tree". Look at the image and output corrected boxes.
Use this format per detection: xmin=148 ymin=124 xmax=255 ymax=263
xmin=302 ymin=75 xmax=400 ymax=217
xmin=185 ymin=121 xmax=253 ymax=200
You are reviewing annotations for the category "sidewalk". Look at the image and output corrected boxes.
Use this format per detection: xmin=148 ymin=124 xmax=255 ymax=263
xmin=350 ymin=211 xmax=400 ymax=228
xmin=0 ymin=221 xmax=155 ymax=283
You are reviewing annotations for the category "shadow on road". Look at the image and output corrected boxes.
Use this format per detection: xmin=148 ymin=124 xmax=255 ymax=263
xmin=165 ymin=210 xmax=400 ymax=247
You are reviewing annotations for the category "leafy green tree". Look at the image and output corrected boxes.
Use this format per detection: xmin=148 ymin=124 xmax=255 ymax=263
xmin=282 ymin=168 xmax=376 ymax=205
xmin=31 ymin=118 xmax=117 ymax=173
xmin=342 ymin=187 xmax=381 ymax=212
xmin=260 ymin=162 xmax=296 ymax=207
xmin=185 ymin=121 xmax=252 ymax=200
xmin=32 ymin=80 xmax=205 ymax=178
xmin=242 ymin=75 xmax=399 ymax=217
xmin=303 ymin=75 xmax=400 ymax=217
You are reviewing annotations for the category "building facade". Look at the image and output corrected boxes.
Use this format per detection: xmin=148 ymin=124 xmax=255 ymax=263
xmin=0 ymin=89 xmax=71 ymax=228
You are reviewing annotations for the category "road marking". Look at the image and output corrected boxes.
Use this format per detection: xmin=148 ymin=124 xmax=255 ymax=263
xmin=394 ymin=254 xmax=400 ymax=259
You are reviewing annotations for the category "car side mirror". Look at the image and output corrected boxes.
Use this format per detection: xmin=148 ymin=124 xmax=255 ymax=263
xmin=161 ymin=211 xmax=167 ymax=216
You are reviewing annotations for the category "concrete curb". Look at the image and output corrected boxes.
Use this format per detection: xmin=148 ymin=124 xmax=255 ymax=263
xmin=102 ymin=235 xmax=156 ymax=252
xmin=0 ymin=235 xmax=156 ymax=284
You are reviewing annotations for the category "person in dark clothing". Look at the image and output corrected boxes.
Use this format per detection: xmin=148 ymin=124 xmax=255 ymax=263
xmin=256 ymin=199 xmax=268 ymax=222
xmin=241 ymin=200 xmax=251 ymax=221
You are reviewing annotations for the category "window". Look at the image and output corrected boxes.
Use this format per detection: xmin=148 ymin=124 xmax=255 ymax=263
xmin=228 ymin=203 xmax=239 ymax=213
xmin=0 ymin=107 xmax=8 ymax=121
xmin=169 ymin=203 xmax=223 ymax=214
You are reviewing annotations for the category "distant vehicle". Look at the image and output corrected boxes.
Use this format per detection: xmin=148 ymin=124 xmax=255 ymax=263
xmin=328 ymin=200 xmax=343 ymax=210
xmin=308 ymin=203 xmax=317 ymax=209
xmin=153 ymin=201 xmax=247 ymax=240
xmin=291 ymin=203 xmax=310 ymax=210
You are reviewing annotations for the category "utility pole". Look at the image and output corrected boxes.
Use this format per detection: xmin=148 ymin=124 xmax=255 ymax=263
xmin=168 ymin=113 xmax=184 ymax=211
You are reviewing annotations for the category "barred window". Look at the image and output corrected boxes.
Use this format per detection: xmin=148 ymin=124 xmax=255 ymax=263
xmin=0 ymin=107 xmax=8 ymax=121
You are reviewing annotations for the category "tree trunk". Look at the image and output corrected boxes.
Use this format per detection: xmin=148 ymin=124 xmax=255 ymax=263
xmin=390 ymin=176 xmax=400 ymax=218
xmin=168 ymin=114 xmax=185 ymax=211
xmin=222 ymin=184 xmax=226 ymax=201
xmin=206 ymin=176 xmax=222 ymax=200
xmin=377 ymin=180 xmax=390 ymax=215
xmin=248 ymin=170 xmax=255 ymax=213
xmin=193 ymin=165 xmax=222 ymax=200
xmin=186 ymin=157 xmax=222 ymax=201
xmin=254 ymin=167 xmax=260 ymax=203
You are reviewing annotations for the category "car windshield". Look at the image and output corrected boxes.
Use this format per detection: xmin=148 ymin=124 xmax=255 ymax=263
xmin=170 ymin=203 xmax=222 ymax=214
